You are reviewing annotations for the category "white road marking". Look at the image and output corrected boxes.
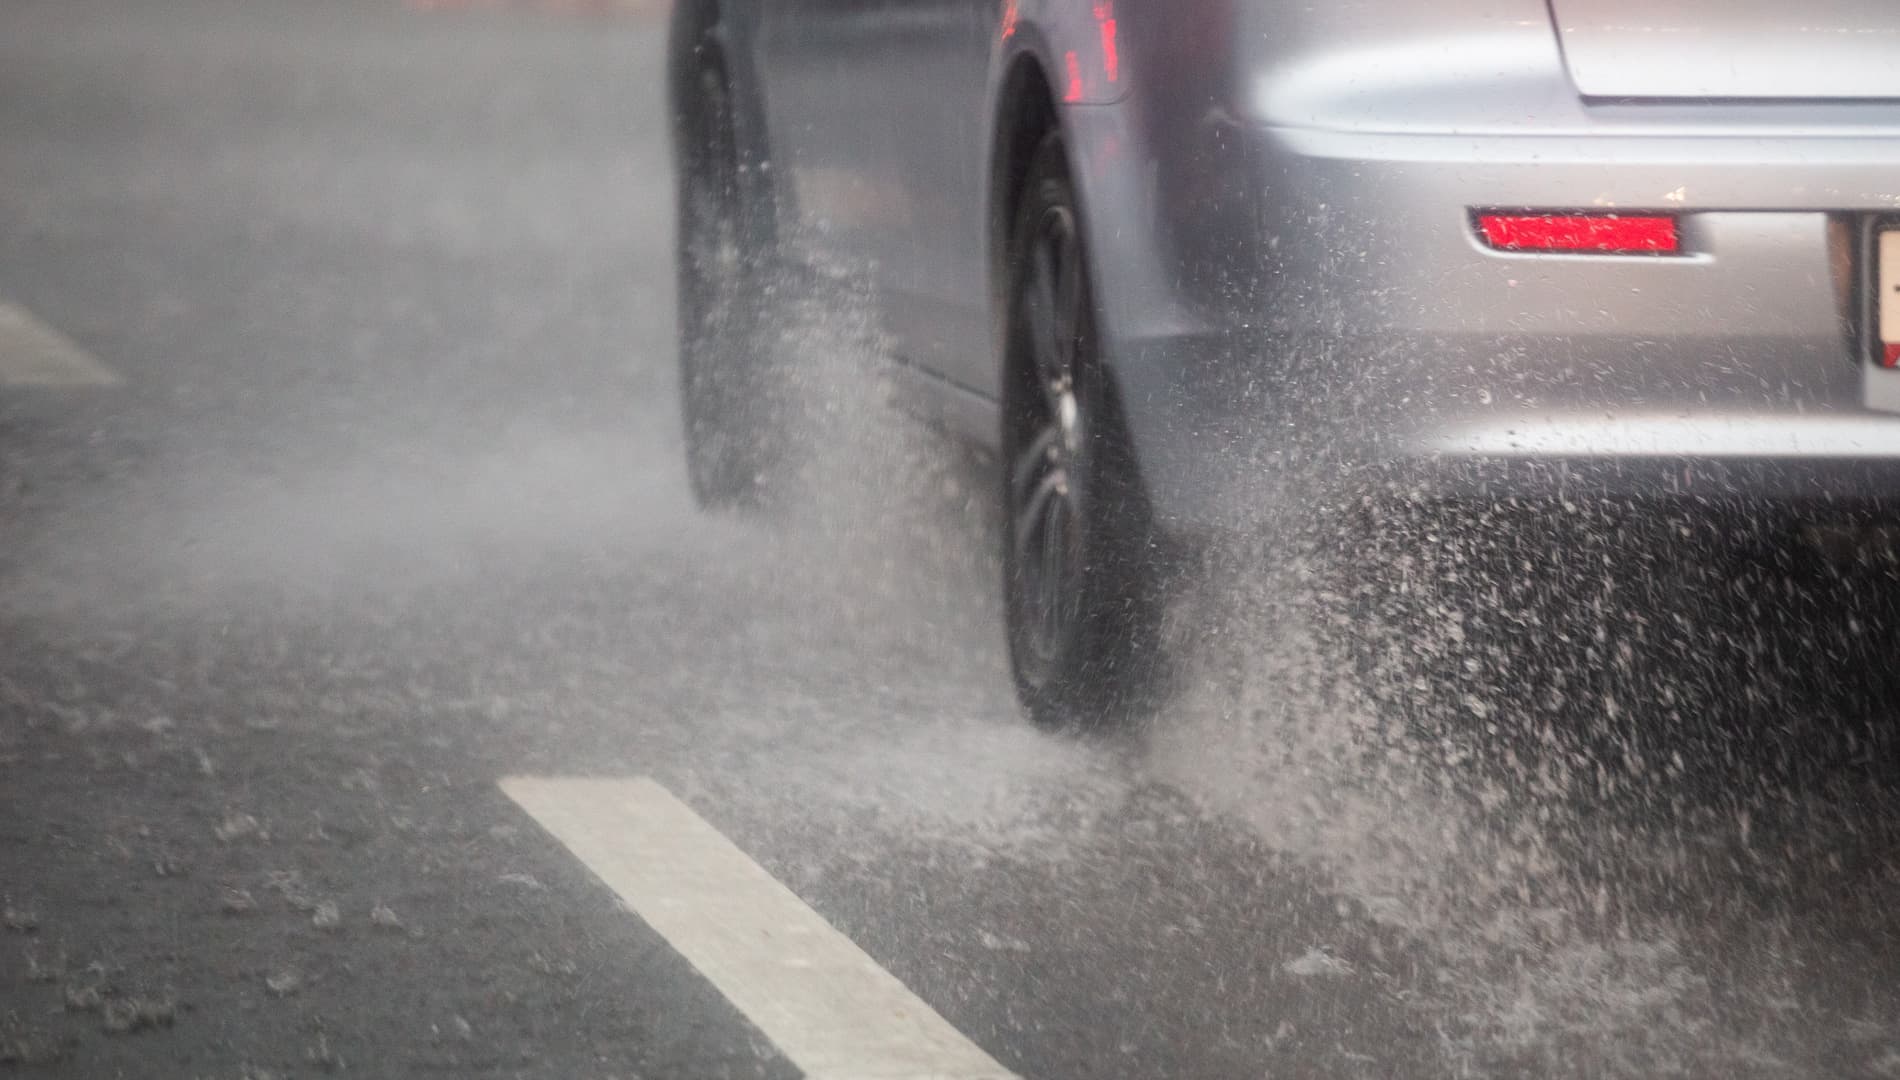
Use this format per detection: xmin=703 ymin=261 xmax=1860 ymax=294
xmin=0 ymin=302 xmax=121 ymax=387
xmin=500 ymin=776 xmax=1019 ymax=1080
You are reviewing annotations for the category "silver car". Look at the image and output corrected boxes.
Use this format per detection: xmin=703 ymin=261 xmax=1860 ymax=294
xmin=669 ymin=0 xmax=1900 ymax=725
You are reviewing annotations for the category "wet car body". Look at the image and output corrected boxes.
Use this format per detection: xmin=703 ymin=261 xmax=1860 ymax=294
xmin=671 ymin=0 xmax=1900 ymax=720
xmin=678 ymin=0 xmax=1900 ymax=523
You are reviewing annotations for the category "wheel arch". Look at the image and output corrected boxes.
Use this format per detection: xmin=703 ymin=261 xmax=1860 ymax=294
xmin=989 ymin=51 xmax=1163 ymax=550
xmin=987 ymin=53 xmax=1062 ymax=361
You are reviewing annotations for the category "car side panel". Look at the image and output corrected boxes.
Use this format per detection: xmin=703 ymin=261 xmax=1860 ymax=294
xmin=751 ymin=0 xmax=1165 ymax=404
xmin=868 ymin=0 xmax=995 ymax=394
xmin=752 ymin=0 xmax=910 ymax=275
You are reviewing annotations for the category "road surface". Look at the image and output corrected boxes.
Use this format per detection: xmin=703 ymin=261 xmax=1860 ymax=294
xmin=2 ymin=2 xmax=1898 ymax=1077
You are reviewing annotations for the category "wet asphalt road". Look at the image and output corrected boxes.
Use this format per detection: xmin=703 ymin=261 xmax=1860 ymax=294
xmin=3 ymin=2 xmax=1900 ymax=1077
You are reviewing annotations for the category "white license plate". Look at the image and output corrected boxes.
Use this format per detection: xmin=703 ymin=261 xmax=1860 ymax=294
xmin=1881 ymin=231 xmax=1900 ymax=369
xmin=1867 ymin=230 xmax=1900 ymax=413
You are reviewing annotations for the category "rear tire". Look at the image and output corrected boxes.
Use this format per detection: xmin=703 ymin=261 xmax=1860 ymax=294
xmin=1001 ymin=133 xmax=1164 ymax=730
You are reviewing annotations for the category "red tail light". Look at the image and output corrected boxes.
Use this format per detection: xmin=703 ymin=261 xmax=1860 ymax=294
xmin=1476 ymin=213 xmax=1680 ymax=255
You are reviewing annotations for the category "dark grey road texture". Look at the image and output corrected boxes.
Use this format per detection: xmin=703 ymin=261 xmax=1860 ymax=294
xmin=3 ymin=2 xmax=1899 ymax=1077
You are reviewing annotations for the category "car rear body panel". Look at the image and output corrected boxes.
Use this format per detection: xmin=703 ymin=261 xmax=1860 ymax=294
xmin=1074 ymin=1 xmax=1900 ymax=525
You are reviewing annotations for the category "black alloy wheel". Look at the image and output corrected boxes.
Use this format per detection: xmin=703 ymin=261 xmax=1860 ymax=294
xmin=1002 ymin=132 xmax=1162 ymax=729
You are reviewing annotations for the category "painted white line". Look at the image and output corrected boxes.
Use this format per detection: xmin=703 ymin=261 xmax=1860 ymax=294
xmin=500 ymin=776 xmax=1018 ymax=1080
xmin=0 ymin=302 xmax=121 ymax=387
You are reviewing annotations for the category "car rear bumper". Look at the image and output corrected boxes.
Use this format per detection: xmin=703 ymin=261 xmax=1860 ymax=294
xmin=1085 ymin=114 xmax=1900 ymax=530
xmin=1112 ymin=329 xmax=1900 ymax=530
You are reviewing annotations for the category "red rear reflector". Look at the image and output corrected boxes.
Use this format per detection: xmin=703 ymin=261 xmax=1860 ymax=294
xmin=1884 ymin=343 xmax=1900 ymax=368
xmin=1477 ymin=213 xmax=1679 ymax=254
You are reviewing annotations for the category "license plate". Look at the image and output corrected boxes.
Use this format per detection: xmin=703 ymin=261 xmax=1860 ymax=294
xmin=1881 ymin=230 xmax=1900 ymax=368
xmin=1867 ymin=229 xmax=1900 ymax=413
